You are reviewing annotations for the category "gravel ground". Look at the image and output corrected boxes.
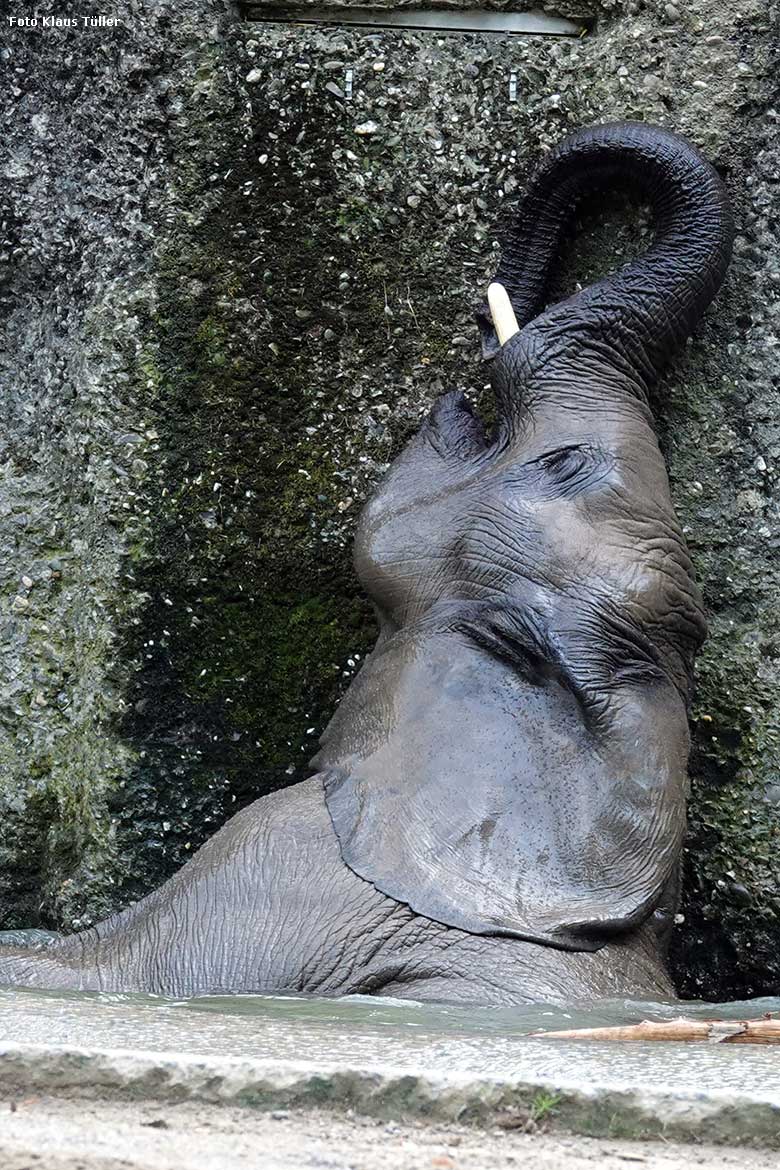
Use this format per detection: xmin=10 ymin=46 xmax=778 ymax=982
xmin=0 ymin=1098 xmax=778 ymax=1170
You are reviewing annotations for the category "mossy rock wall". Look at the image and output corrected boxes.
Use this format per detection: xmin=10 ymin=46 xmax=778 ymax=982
xmin=1 ymin=0 xmax=778 ymax=997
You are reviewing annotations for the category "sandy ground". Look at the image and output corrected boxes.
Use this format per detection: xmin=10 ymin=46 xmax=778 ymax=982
xmin=0 ymin=1097 xmax=777 ymax=1170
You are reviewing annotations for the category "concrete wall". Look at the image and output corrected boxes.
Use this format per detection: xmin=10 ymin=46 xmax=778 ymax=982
xmin=1 ymin=0 xmax=778 ymax=997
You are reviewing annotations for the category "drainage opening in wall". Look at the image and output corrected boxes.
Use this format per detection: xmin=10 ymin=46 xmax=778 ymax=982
xmin=239 ymin=5 xmax=589 ymax=38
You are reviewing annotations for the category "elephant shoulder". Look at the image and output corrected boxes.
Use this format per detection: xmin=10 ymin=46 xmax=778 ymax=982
xmin=186 ymin=775 xmax=356 ymax=904
xmin=233 ymin=774 xmax=339 ymax=852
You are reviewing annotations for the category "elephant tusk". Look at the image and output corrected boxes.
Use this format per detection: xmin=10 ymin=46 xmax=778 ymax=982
xmin=487 ymin=282 xmax=520 ymax=347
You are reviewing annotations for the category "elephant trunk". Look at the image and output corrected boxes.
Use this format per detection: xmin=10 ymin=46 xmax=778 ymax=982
xmin=478 ymin=122 xmax=734 ymax=400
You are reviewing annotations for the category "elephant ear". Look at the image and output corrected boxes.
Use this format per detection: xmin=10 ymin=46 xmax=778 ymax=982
xmin=313 ymin=624 xmax=689 ymax=951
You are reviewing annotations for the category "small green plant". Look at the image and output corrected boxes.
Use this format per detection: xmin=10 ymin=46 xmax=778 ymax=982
xmin=497 ymin=1090 xmax=562 ymax=1133
xmin=529 ymin=1090 xmax=561 ymax=1124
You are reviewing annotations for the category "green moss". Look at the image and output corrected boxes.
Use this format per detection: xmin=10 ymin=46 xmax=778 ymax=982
xmin=177 ymin=591 xmax=368 ymax=776
xmin=102 ymin=43 xmax=387 ymax=904
xmin=670 ymin=615 xmax=780 ymax=997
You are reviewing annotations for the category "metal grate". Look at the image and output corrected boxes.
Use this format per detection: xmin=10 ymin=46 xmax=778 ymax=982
xmin=240 ymin=6 xmax=588 ymax=37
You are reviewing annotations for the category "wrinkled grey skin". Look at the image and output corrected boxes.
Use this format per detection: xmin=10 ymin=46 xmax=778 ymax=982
xmin=0 ymin=123 xmax=733 ymax=1005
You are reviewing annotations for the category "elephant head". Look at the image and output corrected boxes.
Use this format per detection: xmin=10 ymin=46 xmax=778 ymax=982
xmin=313 ymin=122 xmax=734 ymax=951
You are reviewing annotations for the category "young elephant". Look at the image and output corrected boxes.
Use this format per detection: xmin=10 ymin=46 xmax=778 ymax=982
xmin=0 ymin=122 xmax=733 ymax=1004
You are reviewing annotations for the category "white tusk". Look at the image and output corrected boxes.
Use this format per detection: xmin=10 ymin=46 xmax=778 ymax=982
xmin=487 ymin=282 xmax=520 ymax=347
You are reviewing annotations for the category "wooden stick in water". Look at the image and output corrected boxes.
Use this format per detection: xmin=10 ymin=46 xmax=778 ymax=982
xmin=534 ymin=1016 xmax=780 ymax=1045
xmin=487 ymin=282 xmax=520 ymax=346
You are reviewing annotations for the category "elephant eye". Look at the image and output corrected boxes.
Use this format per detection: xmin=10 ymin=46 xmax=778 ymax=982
xmin=538 ymin=444 xmax=593 ymax=481
xmin=520 ymin=443 xmax=611 ymax=497
xmin=540 ymin=444 xmax=584 ymax=473
xmin=512 ymin=443 xmax=609 ymax=499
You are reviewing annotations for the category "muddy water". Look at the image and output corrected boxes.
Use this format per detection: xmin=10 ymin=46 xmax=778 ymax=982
xmin=1 ymin=989 xmax=779 ymax=1096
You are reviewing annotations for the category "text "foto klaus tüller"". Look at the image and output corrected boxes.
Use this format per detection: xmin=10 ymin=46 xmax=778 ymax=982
xmin=7 ymin=14 xmax=121 ymax=27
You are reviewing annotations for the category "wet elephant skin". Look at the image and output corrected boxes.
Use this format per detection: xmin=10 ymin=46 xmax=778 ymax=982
xmin=0 ymin=123 xmax=734 ymax=1004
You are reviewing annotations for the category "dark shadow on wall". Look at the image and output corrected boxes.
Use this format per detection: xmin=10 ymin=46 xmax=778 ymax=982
xmin=107 ymin=42 xmax=484 ymax=908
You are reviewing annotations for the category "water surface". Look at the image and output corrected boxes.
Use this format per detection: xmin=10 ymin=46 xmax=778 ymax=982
xmin=1 ymin=989 xmax=778 ymax=1096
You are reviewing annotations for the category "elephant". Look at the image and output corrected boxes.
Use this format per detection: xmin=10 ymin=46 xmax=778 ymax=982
xmin=0 ymin=122 xmax=734 ymax=1005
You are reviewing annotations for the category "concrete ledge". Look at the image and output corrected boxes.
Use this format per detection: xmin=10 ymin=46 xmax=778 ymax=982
xmin=1 ymin=1044 xmax=779 ymax=1148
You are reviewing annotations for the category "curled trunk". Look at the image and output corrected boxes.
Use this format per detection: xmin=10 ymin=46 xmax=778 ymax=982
xmin=477 ymin=121 xmax=734 ymax=398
